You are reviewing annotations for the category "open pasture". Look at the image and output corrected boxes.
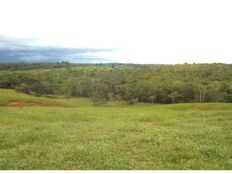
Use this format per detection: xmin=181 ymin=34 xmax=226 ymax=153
xmin=0 ymin=89 xmax=232 ymax=169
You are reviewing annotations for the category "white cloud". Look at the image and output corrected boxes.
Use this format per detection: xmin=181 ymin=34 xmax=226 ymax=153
xmin=0 ymin=0 xmax=232 ymax=63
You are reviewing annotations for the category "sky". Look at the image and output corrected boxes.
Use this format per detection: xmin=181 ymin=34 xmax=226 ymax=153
xmin=0 ymin=0 xmax=232 ymax=64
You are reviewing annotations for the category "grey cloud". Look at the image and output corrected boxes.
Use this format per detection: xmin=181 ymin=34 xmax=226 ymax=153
xmin=0 ymin=36 xmax=116 ymax=63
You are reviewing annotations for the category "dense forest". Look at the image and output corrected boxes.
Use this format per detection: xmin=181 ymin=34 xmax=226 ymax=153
xmin=0 ymin=63 xmax=232 ymax=104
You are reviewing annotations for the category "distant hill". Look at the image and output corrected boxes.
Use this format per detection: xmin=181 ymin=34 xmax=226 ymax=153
xmin=0 ymin=63 xmax=232 ymax=104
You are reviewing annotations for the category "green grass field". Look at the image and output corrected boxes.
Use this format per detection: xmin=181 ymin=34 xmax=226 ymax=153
xmin=0 ymin=89 xmax=232 ymax=169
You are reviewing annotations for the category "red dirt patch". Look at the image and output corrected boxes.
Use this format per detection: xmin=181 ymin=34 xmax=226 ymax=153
xmin=4 ymin=100 xmax=60 ymax=107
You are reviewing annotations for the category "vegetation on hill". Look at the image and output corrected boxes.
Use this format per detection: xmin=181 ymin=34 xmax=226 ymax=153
xmin=0 ymin=63 xmax=232 ymax=104
xmin=0 ymin=89 xmax=232 ymax=169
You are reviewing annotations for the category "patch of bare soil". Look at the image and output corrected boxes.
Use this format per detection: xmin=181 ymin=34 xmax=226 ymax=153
xmin=3 ymin=100 xmax=60 ymax=107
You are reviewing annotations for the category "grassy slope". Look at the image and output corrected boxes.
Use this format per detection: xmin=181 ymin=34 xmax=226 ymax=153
xmin=0 ymin=89 xmax=92 ymax=107
xmin=0 ymin=89 xmax=232 ymax=169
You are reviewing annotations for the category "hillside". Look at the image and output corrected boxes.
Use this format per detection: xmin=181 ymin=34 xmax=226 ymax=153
xmin=0 ymin=89 xmax=232 ymax=169
xmin=0 ymin=89 xmax=94 ymax=108
xmin=0 ymin=63 xmax=232 ymax=104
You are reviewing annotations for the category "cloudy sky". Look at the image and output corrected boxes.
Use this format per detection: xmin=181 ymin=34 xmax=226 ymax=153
xmin=0 ymin=0 xmax=232 ymax=64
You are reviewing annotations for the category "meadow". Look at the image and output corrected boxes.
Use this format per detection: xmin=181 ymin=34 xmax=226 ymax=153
xmin=0 ymin=89 xmax=232 ymax=169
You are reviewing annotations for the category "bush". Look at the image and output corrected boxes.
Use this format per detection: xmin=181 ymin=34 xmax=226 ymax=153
xmin=128 ymin=98 xmax=139 ymax=105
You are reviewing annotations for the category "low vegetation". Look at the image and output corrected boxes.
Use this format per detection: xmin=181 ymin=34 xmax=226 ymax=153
xmin=0 ymin=63 xmax=232 ymax=169
xmin=0 ymin=89 xmax=232 ymax=169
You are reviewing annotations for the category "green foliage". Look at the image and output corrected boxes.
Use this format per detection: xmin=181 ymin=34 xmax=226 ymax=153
xmin=0 ymin=62 xmax=73 ymax=71
xmin=0 ymin=63 xmax=232 ymax=103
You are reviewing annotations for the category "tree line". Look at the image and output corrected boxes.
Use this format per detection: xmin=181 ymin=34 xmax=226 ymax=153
xmin=0 ymin=63 xmax=232 ymax=104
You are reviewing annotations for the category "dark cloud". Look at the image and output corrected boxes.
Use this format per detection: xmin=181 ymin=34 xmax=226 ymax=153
xmin=0 ymin=36 xmax=115 ymax=63
xmin=0 ymin=36 xmax=38 ymax=49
